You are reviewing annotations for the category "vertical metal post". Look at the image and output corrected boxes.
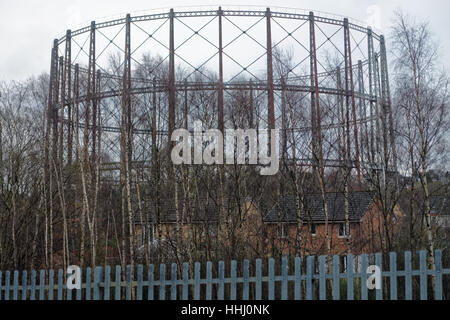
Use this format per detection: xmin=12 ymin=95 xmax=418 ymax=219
xmin=152 ymin=77 xmax=157 ymax=155
xmin=74 ymin=64 xmax=79 ymax=163
xmin=266 ymin=8 xmax=275 ymax=130
xmin=52 ymin=44 xmax=60 ymax=164
xmin=47 ymin=40 xmax=58 ymax=143
xmin=86 ymin=21 xmax=96 ymax=162
xmin=121 ymin=13 xmax=132 ymax=174
xmin=358 ymin=60 xmax=367 ymax=164
xmin=218 ymin=7 xmax=224 ymax=133
xmin=65 ymin=30 xmax=73 ymax=165
xmin=367 ymin=28 xmax=375 ymax=164
xmin=96 ymin=69 xmax=102 ymax=162
xmin=336 ymin=67 xmax=344 ymax=161
xmin=281 ymin=77 xmax=287 ymax=160
xmin=59 ymin=55 xmax=64 ymax=165
xmin=309 ymin=12 xmax=317 ymax=167
xmin=373 ymin=53 xmax=382 ymax=168
xmin=344 ymin=18 xmax=361 ymax=184
xmin=380 ymin=35 xmax=397 ymax=176
xmin=168 ymin=9 xmax=176 ymax=139
xmin=310 ymin=12 xmax=323 ymax=172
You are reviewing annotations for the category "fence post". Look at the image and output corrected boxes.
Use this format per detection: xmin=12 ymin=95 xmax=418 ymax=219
xmin=5 ymin=271 xmax=10 ymax=300
xmin=346 ymin=254 xmax=354 ymax=300
xmin=171 ymin=263 xmax=178 ymax=300
xmin=361 ymin=254 xmax=368 ymax=300
xmin=94 ymin=266 xmax=103 ymax=300
xmin=147 ymin=264 xmax=154 ymax=300
xmin=306 ymin=256 xmax=314 ymax=300
xmin=375 ymin=253 xmax=382 ymax=300
xmin=256 ymin=259 xmax=262 ymax=300
xmin=137 ymin=264 xmax=143 ymax=300
xmin=268 ymin=258 xmax=275 ymax=300
xmin=48 ymin=269 xmax=54 ymax=300
xmin=22 ymin=270 xmax=28 ymax=300
xmin=404 ymin=251 xmax=412 ymax=300
xmin=218 ymin=261 xmax=224 ymax=300
xmin=125 ymin=265 xmax=132 ymax=300
xmin=39 ymin=270 xmax=45 ymax=300
xmin=13 ymin=270 xmax=19 ymax=300
xmin=76 ymin=268 xmax=82 ymax=300
xmin=281 ymin=257 xmax=288 ymax=300
xmin=66 ymin=269 xmax=72 ymax=300
xmin=294 ymin=257 xmax=302 ymax=300
xmin=159 ymin=264 xmax=166 ymax=300
xmin=243 ymin=260 xmax=250 ymax=300
xmin=115 ymin=265 xmax=121 ymax=300
xmin=434 ymin=250 xmax=443 ymax=300
xmin=104 ymin=265 xmax=111 ymax=300
xmin=419 ymin=250 xmax=427 ymax=300
xmin=194 ymin=262 xmax=201 ymax=300
xmin=85 ymin=267 xmax=91 ymax=300
xmin=333 ymin=255 xmax=340 ymax=300
xmin=206 ymin=262 xmax=212 ymax=300
xmin=319 ymin=256 xmax=326 ymax=300
xmin=57 ymin=269 xmax=64 ymax=300
xmin=231 ymin=260 xmax=237 ymax=300
xmin=389 ymin=252 xmax=397 ymax=300
xmin=182 ymin=262 xmax=189 ymax=300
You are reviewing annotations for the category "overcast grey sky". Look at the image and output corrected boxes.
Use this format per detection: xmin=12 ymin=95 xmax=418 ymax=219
xmin=0 ymin=0 xmax=449 ymax=81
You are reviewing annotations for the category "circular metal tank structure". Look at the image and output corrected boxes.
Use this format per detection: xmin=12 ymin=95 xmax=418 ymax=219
xmin=47 ymin=6 xmax=396 ymax=178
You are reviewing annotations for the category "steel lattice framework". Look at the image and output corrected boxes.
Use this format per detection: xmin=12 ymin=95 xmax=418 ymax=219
xmin=47 ymin=6 xmax=397 ymax=181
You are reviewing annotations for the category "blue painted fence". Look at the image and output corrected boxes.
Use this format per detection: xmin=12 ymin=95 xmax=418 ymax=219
xmin=0 ymin=250 xmax=448 ymax=300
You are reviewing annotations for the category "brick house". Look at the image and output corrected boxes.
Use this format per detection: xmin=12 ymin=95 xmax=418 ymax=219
xmin=263 ymin=191 xmax=401 ymax=256
xmin=134 ymin=197 xmax=265 ymax=257
xmin=430 ymin=195 xmax=450 ymax=228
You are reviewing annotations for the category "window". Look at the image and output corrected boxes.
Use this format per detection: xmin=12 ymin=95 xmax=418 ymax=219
xmin=338 ymin=223 xmax=347 ymax=238
xmin=310 ymin=223 xmax=317 ymax=236
xmin=277 ymin=224 xmax=289 ymax=239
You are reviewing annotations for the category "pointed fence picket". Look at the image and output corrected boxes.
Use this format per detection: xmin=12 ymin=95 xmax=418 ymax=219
xmin=0 ymin=250 xmax=448 ymax=300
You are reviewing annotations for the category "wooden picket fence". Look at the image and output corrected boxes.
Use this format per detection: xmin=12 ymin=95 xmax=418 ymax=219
xmin=0 ymin=250 xmax=448 ymax=300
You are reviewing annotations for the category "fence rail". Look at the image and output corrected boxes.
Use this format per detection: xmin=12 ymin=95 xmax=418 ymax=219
xmin=0 ymin=250 xmax=448 ymax=300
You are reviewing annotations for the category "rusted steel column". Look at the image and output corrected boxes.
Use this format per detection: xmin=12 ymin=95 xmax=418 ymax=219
xmin=367 ymin=28 xmax=375 ymax=164
xmin=218 ymin=7 xmax=224 ymax=133
xmin=86 ymin=21 xmax=96 ymax=162
xmin=152 ymin=77 xmax=157 ymax=153
xmin=380 ymin=35 xmax=397 ymax=175
xmin=336 ymin=66 xmax=344 ymax=162
xmin=358 ymin=60 xmax=367 ymax=163
xmin=122 ymin=14 xmax=132 ymax=165
xmin=53 ymin=53 xmax=61 ymax=165
xmin=74 ymin=64 xmax=80 ymax=163
xmin=96 ymin=70 xmax=102 ymax=162
xmin=344 ymin=18 xmax=361 ymax=184
xmin=343 ymin=20 xmax=351 ymax=169
xmin=373 ymin=52 xmax=382 ymax=164
xmin=59 ymin=55 xmax=65 ymax=165
xmin=280 ymin=77 xmax=287 ymax=159
xmin=46 ymin=39 xmax=58 ymax=186
xmin=168 ymin=9 xmax=176 ymax=139
xmin=65 ymin=30 xmax=73 ymax=166
xmin=266 ymin=8 xmax=275 ymax=130
xmin=309 ymin=12 xmax=323 ymax=170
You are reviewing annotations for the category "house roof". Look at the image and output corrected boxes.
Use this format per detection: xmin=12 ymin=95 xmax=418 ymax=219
xmin=430 ymin=196 xmax=450 ymax=216
xmin=138 ymin=197 xmax=251 ymax=224
xmin=264 ymin=191 xmax=377 ymax=223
